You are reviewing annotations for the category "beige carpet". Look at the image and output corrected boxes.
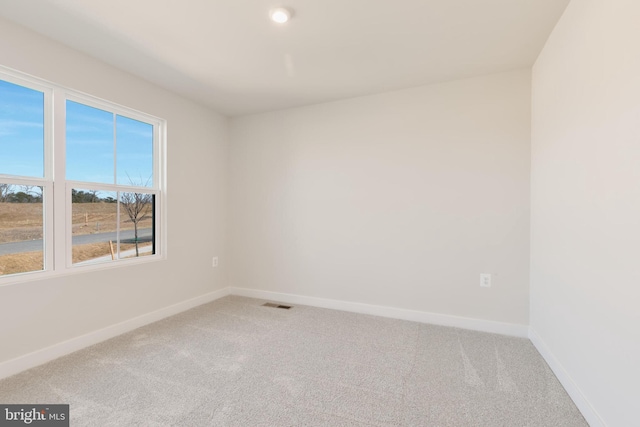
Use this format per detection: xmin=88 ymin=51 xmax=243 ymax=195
xmin=0 ymin=296 xmax=587 ymax=426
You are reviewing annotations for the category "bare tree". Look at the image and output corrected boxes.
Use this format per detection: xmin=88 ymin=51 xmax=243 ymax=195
xmin=120 ymin=191 xmax=152 ymax=257
xmin=86 ymin=189 xmax=99 ymax=203
xmin=0 ymin=184 xmax=13 ymax=202
xmin=18 ymin=185 xmax=43 ymax=202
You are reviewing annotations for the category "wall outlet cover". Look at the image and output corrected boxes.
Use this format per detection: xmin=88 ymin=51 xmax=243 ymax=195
xmin=480 ymin=273 xmax=491 ymax=287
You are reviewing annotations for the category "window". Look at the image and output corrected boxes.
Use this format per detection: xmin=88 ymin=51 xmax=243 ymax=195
xmin=65 ymin=99 xmax=158 ymax=266
xmin=0 ymin=68 xmax=165 ymax=281
xmin=0 ymin=77 xmax=50 ymax=277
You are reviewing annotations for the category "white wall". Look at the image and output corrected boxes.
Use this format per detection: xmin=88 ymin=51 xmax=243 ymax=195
xmin=229 ymin=70 xmax=532 ymax=327
xmin=531 ymin=1 xmax=640 ymax=426
xmin=0 ymin=18 xmax=228 ymax=365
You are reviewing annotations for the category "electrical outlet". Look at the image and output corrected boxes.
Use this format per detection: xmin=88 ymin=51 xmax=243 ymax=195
xmin=480 ymin=273 xmax=491 ymax=287
xmin=212 ymin=257 xmax=219 ymax=268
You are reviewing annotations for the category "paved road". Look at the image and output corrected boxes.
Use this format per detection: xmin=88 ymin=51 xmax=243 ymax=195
xmin=0 ymin=228 xmax=152 ymax=256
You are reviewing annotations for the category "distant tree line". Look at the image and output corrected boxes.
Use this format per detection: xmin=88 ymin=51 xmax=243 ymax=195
xmin=0 ymin=186 xmax=124 ymax=203
xmin=0 ymin=184 xmax=42 ymax=203
xmin=2 ymin=191 xmax=42 ymax=203
xmin=71 ymin=189 xmax=116 ymax=204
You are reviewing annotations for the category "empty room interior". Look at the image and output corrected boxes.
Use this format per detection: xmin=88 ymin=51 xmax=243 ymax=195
xmin=0 ymin=0 xmax=637 ymax=426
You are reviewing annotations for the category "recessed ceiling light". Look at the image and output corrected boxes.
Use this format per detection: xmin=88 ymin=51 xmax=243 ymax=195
xmin=270 ymin=7 xmax=292 ymax=24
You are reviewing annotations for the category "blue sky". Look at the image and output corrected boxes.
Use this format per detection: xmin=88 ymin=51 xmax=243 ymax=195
xmin=67 ymin=101 xmax=153 ymax=186
xmin=0 ymin=79 xmax=153 ymax=186
xmin=0 ymin=79 xmax=44 ymax=177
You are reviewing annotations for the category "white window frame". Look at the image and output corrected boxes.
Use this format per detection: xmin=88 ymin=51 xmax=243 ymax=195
xmin=62 ymin=92 xmax=164 ymax=269
xmin=0 ymin=66 xmax=167 ymax=286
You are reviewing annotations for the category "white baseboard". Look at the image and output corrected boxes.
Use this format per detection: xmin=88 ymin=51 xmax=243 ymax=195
xmin=0 ymin=287 xmax=230 ymax=380
xmin=0 ymin=285 xmax=531 ymax=381
xmin=0 ymin=284 xmax=604 ymax=427
xmin=529 ymin=328 xmax=606 ymax=427
xmin=229 ymin=287 xmax=529 ymax=338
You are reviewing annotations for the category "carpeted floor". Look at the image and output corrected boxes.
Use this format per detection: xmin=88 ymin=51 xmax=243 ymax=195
xmin=0 ymin=296 xmax=588 ymax=426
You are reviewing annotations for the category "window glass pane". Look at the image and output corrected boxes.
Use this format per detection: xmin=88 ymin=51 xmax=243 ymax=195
xmin=0 ymin=184 xmax=44 ymax=276
xmin=66 ymin=101 xmax=114 ymax=184
xmin=0 ymin=80 xmax=44 ymax=178
xmin=119 ymin=191 xmax=154 ymax=258
xmin=71 ymin=189 xmax=117 ymax=265
xmin=116 ymin=115 xmax=153 ymax=187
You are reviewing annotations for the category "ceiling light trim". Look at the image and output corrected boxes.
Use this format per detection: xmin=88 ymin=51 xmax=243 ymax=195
xmin=270 ymin=7 xmax=292 ymax=24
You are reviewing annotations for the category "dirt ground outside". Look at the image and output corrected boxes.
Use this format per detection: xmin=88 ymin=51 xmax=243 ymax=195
xmin=0 ymin=202 xmax=153 ymax=276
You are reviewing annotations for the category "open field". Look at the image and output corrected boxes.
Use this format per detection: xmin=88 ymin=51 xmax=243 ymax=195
xmin=0 ymin=251 xmax=43 ymax=276
xmin=0 ymin=202 xmax=153 ymax=276
xmin=71 ymin=202 xmax=152 ymax=237
xmin=0 ymin=203 xmax=43 ymax=243
xmin=0 ymin=242 xmax=153 ymax=276
xmin=0 ymin=202 xmax=152 ymax=244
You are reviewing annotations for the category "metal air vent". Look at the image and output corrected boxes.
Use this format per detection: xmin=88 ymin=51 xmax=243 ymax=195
xmin=263 ymin=302 xmax=292 ymax=309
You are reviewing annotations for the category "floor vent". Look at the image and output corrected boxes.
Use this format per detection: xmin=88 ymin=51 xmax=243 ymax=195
xmin=263 ymin=302 xmax=292 ymax=310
